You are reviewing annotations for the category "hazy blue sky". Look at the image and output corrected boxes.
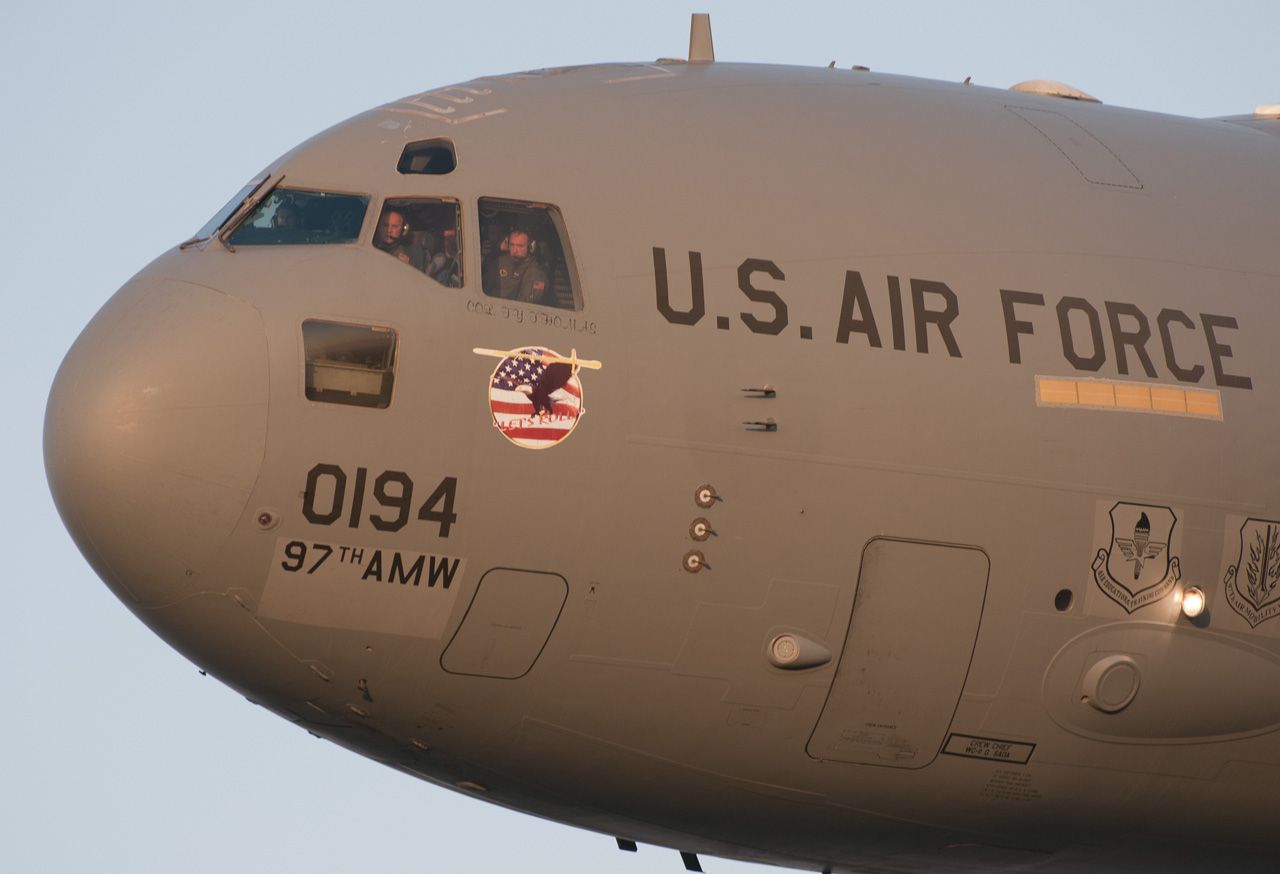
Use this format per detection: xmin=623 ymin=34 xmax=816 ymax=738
xmin=5 ymin=2 xmax=1278 ymax=871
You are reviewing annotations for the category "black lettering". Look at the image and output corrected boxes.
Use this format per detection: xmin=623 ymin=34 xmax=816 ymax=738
xmin=1202 ymin=313 xmax=1253 ymax=389
xmin=910 ymin=279 xmax=961 ymax=357
xmin=303 ymin=464 xmax=346 ymax=525
xmin=371 ymin=470 xmax=413 ymax=532
xmin=349 ymin=547 xmax=364 ymax=565
xmin=348 ymin=467 xmax=367 ymax=528
xmin=835 ymin=271 xmax=881 ymax=347
xmin=1156 ymin=309 xmax=1205 ymax=383
xmin=307 ymin=543 xmax=332 ymax=574
xmin=737 ymin=258 xmax=789 ymax=335
xmin=1105 ymin=302 xmax=1157 ymax=378
xmin=390 ymin=552 xmax=426 ymax=586
xmin=361 ymin=550 xmax=384 ymax=582
xmin=428 ymin=556 xmax=461 ymax=589
xmin=1056 ymin=297 xmax=1105 ymax=371
xmin=888 ymin=275 xmax=907 ymax=351
xmin=1000 ymin=289 xmax=1044 ymax=364
xmin=653 ymin=247 xmax=705 ymax=326
xmin=281 ymin=540 xmax=306 ymax=572
xmin=417 ymin=476 xmax=459 ymax=538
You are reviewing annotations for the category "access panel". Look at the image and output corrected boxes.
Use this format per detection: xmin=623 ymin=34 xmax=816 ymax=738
xmin=441 ymin=568 xmax=568 ymax=679
xmin=807 ymin=539 xmax=988 ymax=767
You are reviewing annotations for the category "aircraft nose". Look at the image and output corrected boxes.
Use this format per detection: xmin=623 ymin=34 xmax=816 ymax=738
xmin=45 ymin=276 xmax=269 ymax=607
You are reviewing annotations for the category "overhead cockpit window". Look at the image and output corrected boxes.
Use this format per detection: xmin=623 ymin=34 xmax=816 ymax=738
xmin=374 ymin=199 xmax=463 ymax=288
xmin=479 ymin=198 xmax=580 ymax=310
xmin=398 ymin=139 xmax=457 ymax=174
xmin=302 ymin=320 xmax=397 ymax=409
xmin=226 ymin=189 xmax=369 ymax=246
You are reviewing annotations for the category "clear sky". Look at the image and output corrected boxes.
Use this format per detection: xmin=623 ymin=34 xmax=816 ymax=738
xmin=4 ymin=1 xmax=1278 ymax=871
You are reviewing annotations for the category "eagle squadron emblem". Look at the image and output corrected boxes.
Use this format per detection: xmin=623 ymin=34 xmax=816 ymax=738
xmin=1092 ymin=502 xmax=1180 ymax=613
xmin=1224 ymin=518 xmax=1280 ymax=627
xmin=473 ymin=345 xmax=602 ymax=450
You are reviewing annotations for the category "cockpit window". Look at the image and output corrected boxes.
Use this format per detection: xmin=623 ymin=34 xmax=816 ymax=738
xmin=373 ymin=199 xmax=463 ymax=288
xmin=398 ymin=139 xmax=456 ymax=174
xmin=183 ymin=171 xmax=271 ymax=246
xmin=479 ymin=198 xmax=580 ymax=310
xmin=226 ymin=188 xmax=369 ymax=246
xmin=302 ymin=320 xmax=397 ymax=409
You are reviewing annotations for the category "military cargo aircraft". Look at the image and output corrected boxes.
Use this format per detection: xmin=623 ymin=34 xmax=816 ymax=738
xmin=44 ymin=13 xmax=1280 ymax=873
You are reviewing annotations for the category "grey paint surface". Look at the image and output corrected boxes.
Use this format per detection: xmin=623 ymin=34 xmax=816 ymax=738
xmin=45 ymin=56 xmax=1280 ymax=870
xmin=12 ymin=5 xmax=1280 ymax=874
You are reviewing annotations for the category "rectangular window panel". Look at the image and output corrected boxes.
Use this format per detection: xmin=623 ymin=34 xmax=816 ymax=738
xmin=374 ymin=198 xmax=463 ymax=288
xmin=303 ymin=320 xmax=397 ymax=409
xmin=479 ymin=197 xmax=581 ymax=310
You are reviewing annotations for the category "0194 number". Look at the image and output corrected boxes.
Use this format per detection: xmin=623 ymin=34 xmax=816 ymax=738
xmin=302 ymin=463 xmax=458 ymax=537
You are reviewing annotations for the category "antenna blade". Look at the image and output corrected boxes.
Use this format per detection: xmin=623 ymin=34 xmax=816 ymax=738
xmin=688 ymin=13 xmax=714 ymax=63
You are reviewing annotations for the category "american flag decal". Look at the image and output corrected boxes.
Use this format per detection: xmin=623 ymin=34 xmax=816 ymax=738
xmin=473 ymin=345 xmax=601 ymax=450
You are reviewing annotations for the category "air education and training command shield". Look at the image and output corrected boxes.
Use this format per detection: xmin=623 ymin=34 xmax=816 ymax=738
xmin=1224 ymin=518 xmax=1280 ymax=628
xmin=1092 ymin=502 xmax=1181 ymax=613
xmin=473 ymin=345 xmax=601 ymax=450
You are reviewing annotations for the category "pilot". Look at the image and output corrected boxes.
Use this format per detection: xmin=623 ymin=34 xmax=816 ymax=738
xmin=373 ymin=208 xmax=428 ymax=271
xmin=272 ymin=201 xmax=299 ymax=229
xmin=483 ymin=229 xmax=549 ymax=304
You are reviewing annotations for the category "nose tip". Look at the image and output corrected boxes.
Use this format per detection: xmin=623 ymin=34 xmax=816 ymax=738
xmin=45 ymin=276 xmax=268 ymax=607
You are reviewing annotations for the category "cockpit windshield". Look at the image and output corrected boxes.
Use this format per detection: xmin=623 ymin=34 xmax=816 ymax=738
xmin=226 ymin=188 xmax=369 ymax=246
xmin=182 ymin=171 xmax=271 ymax=246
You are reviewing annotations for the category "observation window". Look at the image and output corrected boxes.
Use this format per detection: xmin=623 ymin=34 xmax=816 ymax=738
xmin=227 ymin=188 xmax=368 ymax=246
xmin=479 ymin=198 xmax=580 ymax=310
xmin=398 ymin=139 xmax=457 ymax=174
xmin=302 ymin=320 xmax=397 ymax=409
xmin=373 ymin=198 xmax=463 ymax=288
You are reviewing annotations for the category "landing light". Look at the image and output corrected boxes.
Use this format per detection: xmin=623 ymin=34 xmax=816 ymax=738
xmin=1181 ymin=586 xmax=1207 ymax=619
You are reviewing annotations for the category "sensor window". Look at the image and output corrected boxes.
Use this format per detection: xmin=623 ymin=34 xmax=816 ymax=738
xmin=302 ymin=320 xmax=397 ymax=409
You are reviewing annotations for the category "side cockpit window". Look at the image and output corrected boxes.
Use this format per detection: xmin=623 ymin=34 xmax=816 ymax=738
xmin=302 ymin=320 xmax=397 ymax=409
xmin=227 ymin=188 xmax=368 ymax=246
xmin=479 ymin=198 xmax=580 ymax=310
xmin=374 ymin=199 xmax=463 ymax=288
